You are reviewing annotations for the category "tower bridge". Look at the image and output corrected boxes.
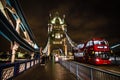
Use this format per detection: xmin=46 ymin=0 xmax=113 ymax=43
xmin=42 ymin=12 xmax=76 ymax=56
xmin=0 ymin=0 xmax=120 ymax=80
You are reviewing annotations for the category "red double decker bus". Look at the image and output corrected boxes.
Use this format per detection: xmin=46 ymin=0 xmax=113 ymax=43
xmin=73 ymin=38 xmax=111 ymax=65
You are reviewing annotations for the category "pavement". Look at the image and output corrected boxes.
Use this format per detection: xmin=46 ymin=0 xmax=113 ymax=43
xmin=14 ymin=60 xmax=76 ymax=80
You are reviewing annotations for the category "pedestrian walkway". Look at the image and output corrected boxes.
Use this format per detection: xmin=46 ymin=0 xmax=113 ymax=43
xmin=14 ymin=61 xmax=76 ymax=80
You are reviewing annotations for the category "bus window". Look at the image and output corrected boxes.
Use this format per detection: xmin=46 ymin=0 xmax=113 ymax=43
xmin=94 ymin=40 xmax=107 ymax=45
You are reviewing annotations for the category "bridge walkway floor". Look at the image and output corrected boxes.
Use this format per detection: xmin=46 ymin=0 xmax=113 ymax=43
xmin=14 ymin=60 xmax=76 ymax=80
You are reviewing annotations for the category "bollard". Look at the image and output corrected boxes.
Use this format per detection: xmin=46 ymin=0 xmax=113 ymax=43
xmin=90 ymin=69 xmax=93 ymax=80
xmin=70 ymin=62 xmax=71 ymax=72
xmin=76 ymin=64 xmax=79 ymax=80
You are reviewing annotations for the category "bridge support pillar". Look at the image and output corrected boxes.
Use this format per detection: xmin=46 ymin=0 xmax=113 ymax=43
xmin=48 ymin=44 xmax=51 ymax=56
xmin=31 ymin=52 xmax=34 ymax=59
xmin=64 ymin=44 xmax=67 ymax=56
xmin=11 ymin=50 xmax=16 ymax=63
xmin=11 ymin=42 xmax=19 ymax=63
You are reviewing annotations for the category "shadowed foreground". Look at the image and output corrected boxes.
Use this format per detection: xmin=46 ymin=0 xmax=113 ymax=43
xmin=14 ymin=61 xmax=76 ymax=80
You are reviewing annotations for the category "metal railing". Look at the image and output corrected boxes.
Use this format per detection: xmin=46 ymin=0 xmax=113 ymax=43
xmin=59 ymin=60 xmax=120 ymax=80
xmin=0 ymin=58 xmax=40 ymax=80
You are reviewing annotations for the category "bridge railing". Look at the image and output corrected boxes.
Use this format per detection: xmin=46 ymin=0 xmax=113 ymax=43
xmin=0 ymin=58 xmax=40 ymax=80
xmin=59 ymin=60 xmax=120 ymax=80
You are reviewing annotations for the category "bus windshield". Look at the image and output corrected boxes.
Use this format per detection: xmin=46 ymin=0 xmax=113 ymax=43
xmin=95 ymin=53 xmax=110 ymax=59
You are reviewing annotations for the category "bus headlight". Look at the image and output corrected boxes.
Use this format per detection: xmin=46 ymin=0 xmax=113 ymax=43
xmin=109 ymin=58 xmax=112 ymax=61
xmin=96 ymin=58 xmax=100 ymax=62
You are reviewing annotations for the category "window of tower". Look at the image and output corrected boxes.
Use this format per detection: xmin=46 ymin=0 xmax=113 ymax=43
xmin=55 ymin=33 xmax=61 ymax=39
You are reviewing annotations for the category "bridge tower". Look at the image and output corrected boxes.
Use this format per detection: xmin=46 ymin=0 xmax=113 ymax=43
xmin=47 ymin=12 xmax=67 ymax=56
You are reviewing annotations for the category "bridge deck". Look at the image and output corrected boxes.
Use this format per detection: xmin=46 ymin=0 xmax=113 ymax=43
xmin=14 ymin=60 xmax=76 ymax=80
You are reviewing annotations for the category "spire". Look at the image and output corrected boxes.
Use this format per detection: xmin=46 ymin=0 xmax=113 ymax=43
xmin=55 ymin=11 xmax=59 ymax=17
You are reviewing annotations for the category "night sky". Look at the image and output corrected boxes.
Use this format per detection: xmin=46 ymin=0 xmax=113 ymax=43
xmin=18 ymin=0 xmax=120 ymax=47
xmin=1 ymin=0 xmax=120 ymax=51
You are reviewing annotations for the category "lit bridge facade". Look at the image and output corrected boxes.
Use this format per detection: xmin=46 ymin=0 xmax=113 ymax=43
xmin=42 ymin=12 xmax=76 ymax=57
xmin=0 ymin=0 xmax=39 ymax=63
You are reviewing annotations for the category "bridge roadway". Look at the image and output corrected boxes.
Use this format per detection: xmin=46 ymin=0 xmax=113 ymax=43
xmin=14 ymin=60 xmax=76 ymax=80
